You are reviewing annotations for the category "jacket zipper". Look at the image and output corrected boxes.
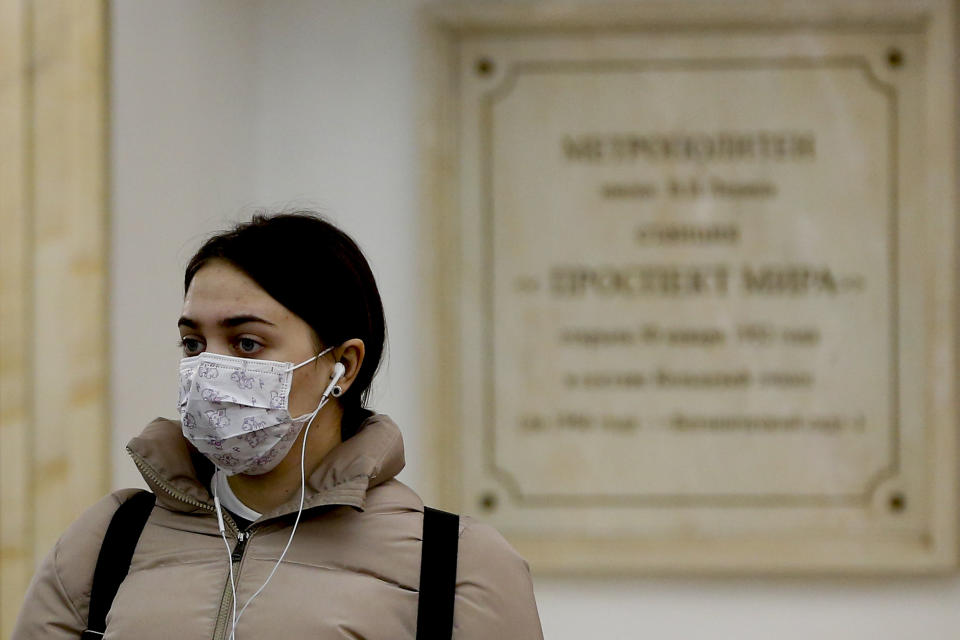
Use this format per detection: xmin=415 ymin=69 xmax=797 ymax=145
xmin=127 ymin=447 xmax=243 ymax=534
xmin=214 ymin=527 xmax=256 ymax=640
xmin=128 ymin=446 xmax=251 ymax=640
xmin=231 ymin=531 xmax=249 ymax=563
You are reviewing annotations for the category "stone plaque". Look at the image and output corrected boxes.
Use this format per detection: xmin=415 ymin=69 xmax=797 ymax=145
xmin=422 ymin=1 xmax=958 ymax=572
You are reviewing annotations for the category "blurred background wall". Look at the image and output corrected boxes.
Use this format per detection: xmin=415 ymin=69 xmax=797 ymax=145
xmin=106 ymin=1 xmax=960 ymax=638
xmin=1 ymin=1 xmax=111 ymax=635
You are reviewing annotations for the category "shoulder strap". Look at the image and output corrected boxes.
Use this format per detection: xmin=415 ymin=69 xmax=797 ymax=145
xmin=82 ymin=490 xmax=156 ymax=639
xmin=416 ymin=506 xmax=460 ymax=640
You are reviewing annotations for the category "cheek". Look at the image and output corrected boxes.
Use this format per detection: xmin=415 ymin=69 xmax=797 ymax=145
xmin=288 ymin=367 xmax=325 ymax=415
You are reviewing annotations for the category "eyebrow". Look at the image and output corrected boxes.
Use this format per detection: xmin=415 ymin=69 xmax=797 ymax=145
xmin=177 ymin=315 xmax=276 ymax=329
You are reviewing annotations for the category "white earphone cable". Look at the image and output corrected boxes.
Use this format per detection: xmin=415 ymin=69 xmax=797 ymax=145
xmin=233 ymin=393 xmax=329 ymax=627
xmin=221 ymin=358 xmax=344 ymax=638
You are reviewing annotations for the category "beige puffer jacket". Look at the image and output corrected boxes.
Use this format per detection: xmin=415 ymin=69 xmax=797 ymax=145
xmin=12 ymin=414 xmax=543 ymax=639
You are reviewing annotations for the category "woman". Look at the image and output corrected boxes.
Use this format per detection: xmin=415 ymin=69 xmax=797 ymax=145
xmin=13 ymin=213 xmax=543 ymax=639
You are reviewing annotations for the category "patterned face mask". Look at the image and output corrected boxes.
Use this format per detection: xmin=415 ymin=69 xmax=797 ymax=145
xmin=177 ymin=347 xmax=334 ymax=475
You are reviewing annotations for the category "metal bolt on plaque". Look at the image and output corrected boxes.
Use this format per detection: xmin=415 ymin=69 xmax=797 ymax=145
xmin=475 ymin=57 xmax=494 ymax=76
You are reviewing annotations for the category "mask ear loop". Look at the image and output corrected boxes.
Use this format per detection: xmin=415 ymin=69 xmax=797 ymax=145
xmin=233 ymin=358 xmax=346 ymax=628
xmin=289 ymin=345 xmax=335 ymax=372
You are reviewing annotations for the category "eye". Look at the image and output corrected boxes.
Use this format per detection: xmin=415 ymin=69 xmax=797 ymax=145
xmin=234 ymin=336 xmax=263 ymax=355
xmin=179 ymin=337 xmax=205 ymax=356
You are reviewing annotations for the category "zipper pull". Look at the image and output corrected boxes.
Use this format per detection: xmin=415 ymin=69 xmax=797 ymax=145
xmin=231 ymin=531 xmax=248 ymax=563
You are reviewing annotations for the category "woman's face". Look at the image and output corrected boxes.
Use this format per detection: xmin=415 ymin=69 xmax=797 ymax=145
xmin=178 ymin=258 xmax=331 ymax=417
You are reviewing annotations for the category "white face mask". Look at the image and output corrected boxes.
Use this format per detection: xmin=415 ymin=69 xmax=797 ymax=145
xmin=177 ymin=347 xmax=334 ymax=475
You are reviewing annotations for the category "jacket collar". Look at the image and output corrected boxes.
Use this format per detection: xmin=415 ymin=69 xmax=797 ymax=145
xmin=126 ymin=413 xmax=405 ymax=519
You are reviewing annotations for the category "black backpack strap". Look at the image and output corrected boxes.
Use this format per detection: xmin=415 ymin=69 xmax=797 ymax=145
xmin=82 ymin=490 xmax=156 ymax=639
xmin=416 ymin=506 xmax=460 ymax=640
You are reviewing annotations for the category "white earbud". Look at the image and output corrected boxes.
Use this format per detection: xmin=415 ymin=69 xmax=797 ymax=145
xmin=321 ymin=362 xmax=346 ymax=401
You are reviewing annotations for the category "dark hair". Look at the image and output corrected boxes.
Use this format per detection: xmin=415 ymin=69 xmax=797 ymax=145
xmin=184 ymin=211 xmax=386 ymax=440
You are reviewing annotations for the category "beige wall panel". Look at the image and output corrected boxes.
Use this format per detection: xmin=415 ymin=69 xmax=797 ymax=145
xmin=417 ymin=15 xmax=462 ymax=511
xmin=30 ymin=0 xmax=109 ymax=559
xmin=0 ymin=0 xmax=109 ymax=631
xmin=0 ymin=1 xmax=31 ymax=636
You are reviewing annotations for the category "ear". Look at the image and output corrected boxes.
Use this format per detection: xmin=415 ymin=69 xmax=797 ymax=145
xmin=332 ymin=338 xmax=365 ymax=395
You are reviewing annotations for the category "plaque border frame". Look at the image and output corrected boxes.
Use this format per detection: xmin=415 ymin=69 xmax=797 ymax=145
xmin=480 ymin=55 xmax=901 ymax=508
xmin=418 ymin=0 xmax=959 ymax=573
